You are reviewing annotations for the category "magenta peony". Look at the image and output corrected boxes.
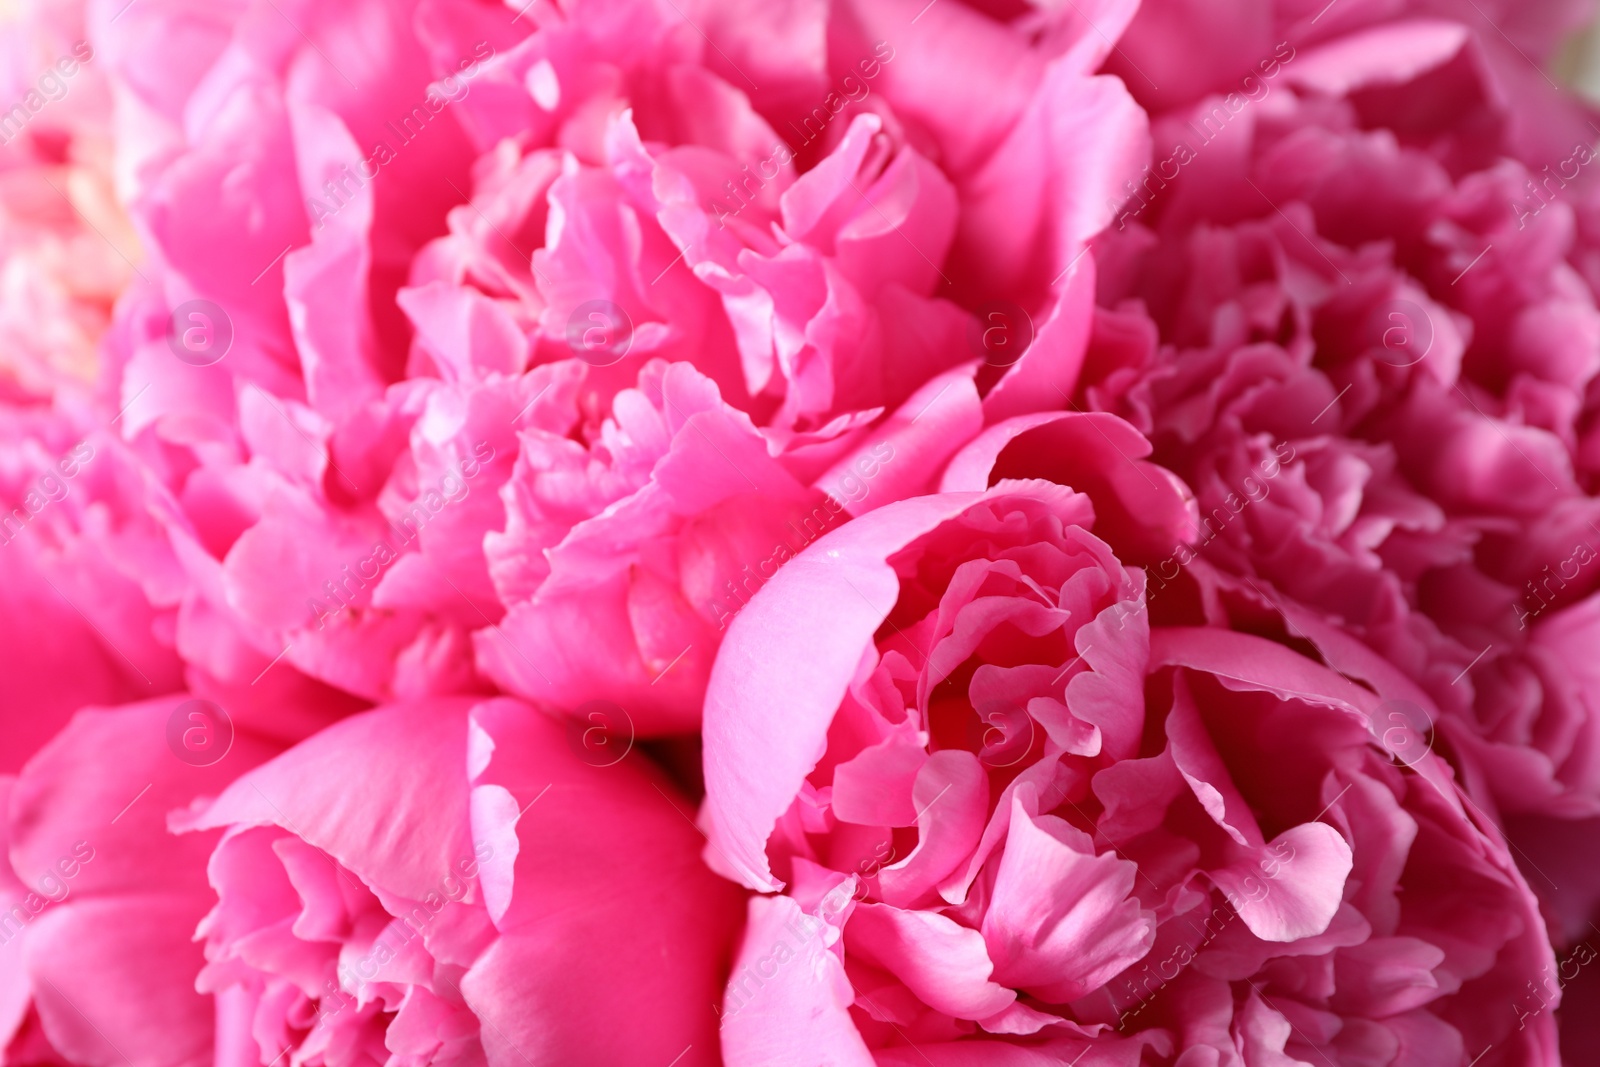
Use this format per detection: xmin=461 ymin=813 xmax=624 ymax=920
xmin=178 ymin=697 xmax=740 ymax=1067
xmin=1080 ymin=0 xmax=1600 ymax=877
xmin=95 ymin=0 xmax=1150 ymax=734
xmin=701 ymin=445 xmax=1559 ymax=1064
xmin=1076 ymin=3 xmax=1600 ymax=1055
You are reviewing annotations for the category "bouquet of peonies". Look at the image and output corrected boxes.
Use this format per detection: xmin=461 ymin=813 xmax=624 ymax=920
xmin=3 ymin=0 xmax=1600 ymax=1063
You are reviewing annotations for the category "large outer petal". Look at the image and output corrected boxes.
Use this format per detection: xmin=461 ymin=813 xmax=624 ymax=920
xmin=702 ymin=492 xmax=986 ymax=891
xmin=177 ymin=699 xmax=479 ymax=903
xmin=461 ymin=698 xmax=743 ymax=1067
xmin=720 ymin=895 xmax=874 ymax=1067
xmin=6 ymin=698 xmax=278 ymax=1067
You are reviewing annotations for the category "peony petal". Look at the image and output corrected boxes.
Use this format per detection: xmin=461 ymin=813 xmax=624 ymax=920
xmin=982 ymin=795 xmax=1155 ymax=1004
xmin=1212 ymin=822 xmax=1354 ymax=944
xmin=703 ymin=493 xmax=985 ymax=890
xmin=177 ymin=701 xmax=478 ymax=903
xmin=719 ymin=895 xmax=875 ymax=1067
xmin=845 ymin=902 xmax=1015 ymax=1020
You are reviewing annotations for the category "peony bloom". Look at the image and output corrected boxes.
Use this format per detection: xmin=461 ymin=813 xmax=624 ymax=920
xmin=1073 ymin=12 xmax=1600 ymax=1055
xmin=178 ymin=696 xmax=742 ymax=1067
xmin=1081 ymin=6 xmax=1600 ymax=826
xmin=93 ymin=0 xmax=1151 ymax=731
xmin=701 ymin=426 xmax=1558 ymax=1064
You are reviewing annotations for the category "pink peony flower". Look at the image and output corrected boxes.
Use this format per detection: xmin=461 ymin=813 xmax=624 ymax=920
xmin=92 ymin=0 xmax=1151 ymax=731
xmin=1083 ymin=8 xmax=1600 ymax=825
xmin=176 ymin=695 xmax=742 ymax=1067
xmin=701 ymin=433 xmax=1558 ymax=1064
xmin=1074 ymin=14 xmax=1600 ymax=1055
